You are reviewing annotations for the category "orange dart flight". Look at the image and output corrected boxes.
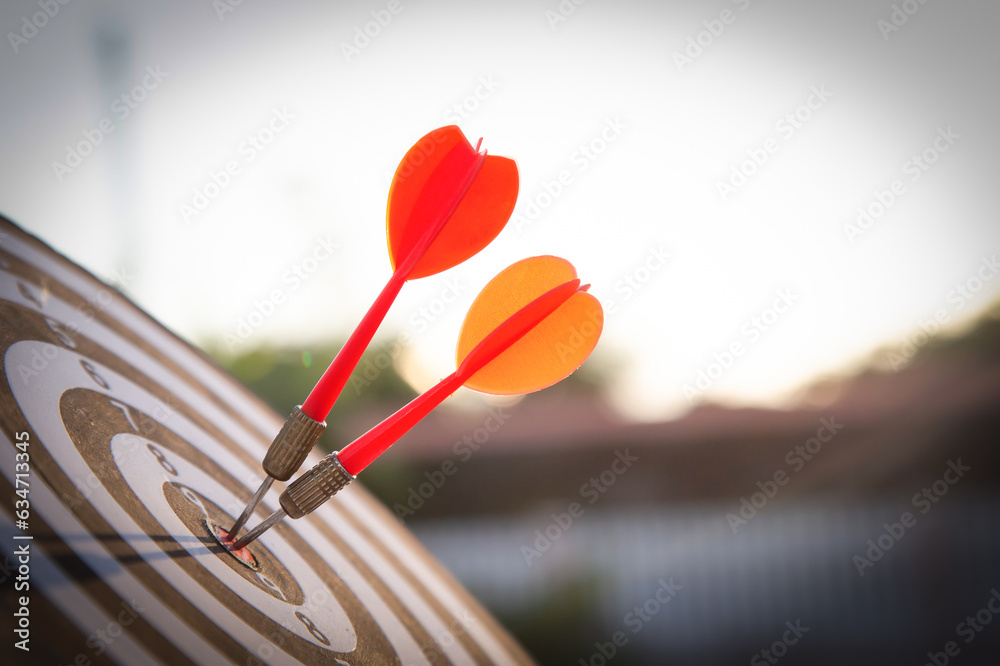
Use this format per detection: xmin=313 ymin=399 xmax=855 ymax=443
xmin=456 ymin=254 xmax=603 ymax=396
xmin=338 ymin=255 xmax=603 ymax=474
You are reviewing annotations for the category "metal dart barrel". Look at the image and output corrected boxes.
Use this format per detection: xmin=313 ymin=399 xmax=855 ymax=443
xmin=228 ymin=405 xmax=326 ymax=536
xmin=231 ymin=452 xmax=353 ymax=549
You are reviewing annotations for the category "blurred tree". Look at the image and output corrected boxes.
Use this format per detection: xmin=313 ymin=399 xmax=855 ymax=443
xmin=205 ymin=340 xmax=417 ymax=453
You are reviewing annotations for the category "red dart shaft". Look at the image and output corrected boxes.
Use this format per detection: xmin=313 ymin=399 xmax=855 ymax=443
xmin=338 ymin=371 xmax=464 ymax=475
xmin=300 ymin=146 xmax=487 ymax=423
xmin=336 ymin=279 xmax=581 ymax=475
xmin=301 ymin=268 xmax=407 ymax=421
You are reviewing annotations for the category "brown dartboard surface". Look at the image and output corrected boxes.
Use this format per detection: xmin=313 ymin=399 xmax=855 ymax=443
xmin=0 ymin=217 xmax=535 ymax=666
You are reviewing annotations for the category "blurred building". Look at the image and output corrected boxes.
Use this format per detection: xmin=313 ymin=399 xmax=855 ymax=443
xmin=362 ymin=310 xmax=1000 ymax=665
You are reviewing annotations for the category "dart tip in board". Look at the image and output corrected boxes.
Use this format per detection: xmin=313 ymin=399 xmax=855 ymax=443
xmin=208 ymin=520 xmax=260 ymax=571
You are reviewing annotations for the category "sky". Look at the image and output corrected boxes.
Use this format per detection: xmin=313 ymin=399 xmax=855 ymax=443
xmin=1 ymin=0 xmax=998 ymax=421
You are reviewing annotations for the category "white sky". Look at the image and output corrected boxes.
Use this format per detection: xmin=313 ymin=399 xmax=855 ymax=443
xmin=2 ymin=0 xmax=998 ymax=421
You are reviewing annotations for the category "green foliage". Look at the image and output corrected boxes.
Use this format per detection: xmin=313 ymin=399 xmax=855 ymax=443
xmin=205 ymin=340 xmax=417 ymax=451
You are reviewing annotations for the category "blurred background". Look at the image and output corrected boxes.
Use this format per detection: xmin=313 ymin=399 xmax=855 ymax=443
xmin=2 ymin=0 xmax=998 ymax=663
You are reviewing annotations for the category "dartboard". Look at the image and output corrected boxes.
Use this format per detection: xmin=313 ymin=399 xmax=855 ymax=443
xmin=0 ymin=217 xmax=533 ymax=665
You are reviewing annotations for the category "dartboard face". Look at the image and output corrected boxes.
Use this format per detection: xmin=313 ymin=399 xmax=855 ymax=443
xmin=0 ymin=218 xmax=532 ymax=665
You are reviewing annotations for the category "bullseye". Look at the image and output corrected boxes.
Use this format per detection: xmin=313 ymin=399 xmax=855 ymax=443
xmin=208 ymin=521 xmax=260 ymax=571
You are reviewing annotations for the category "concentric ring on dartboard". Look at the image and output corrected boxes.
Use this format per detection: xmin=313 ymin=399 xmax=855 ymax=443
xmin=0 ymin=217 xmax=537 ymax=665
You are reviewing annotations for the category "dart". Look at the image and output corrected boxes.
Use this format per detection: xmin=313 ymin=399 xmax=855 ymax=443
xmin=231 ymin=255 xmax=604 ymax=549
xmin=228 ymin=126 xmax=519 ymax=537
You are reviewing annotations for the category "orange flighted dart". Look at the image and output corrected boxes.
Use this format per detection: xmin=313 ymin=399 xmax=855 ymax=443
xmin=228 ymin=126 xmax=518 ymax=538
xmin=232 ymin=256 xmax=603 ymax=549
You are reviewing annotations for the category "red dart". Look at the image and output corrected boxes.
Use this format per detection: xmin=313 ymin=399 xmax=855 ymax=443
xmin=302 ymin=126 xmax=519 ymax=422
xmin=228 ymin=126 xmax=518 ymax=538
xmin=231 ymin=256 xmax=604 ymax=549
